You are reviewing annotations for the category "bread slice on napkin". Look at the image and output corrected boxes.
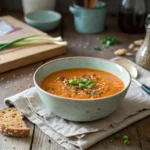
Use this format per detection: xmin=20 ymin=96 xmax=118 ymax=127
xmin=0 ymin=107 xmax=30 ymax=137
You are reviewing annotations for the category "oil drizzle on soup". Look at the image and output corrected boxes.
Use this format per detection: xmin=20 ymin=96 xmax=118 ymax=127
xmin=41 ymin=68 xmax=124 ymax=99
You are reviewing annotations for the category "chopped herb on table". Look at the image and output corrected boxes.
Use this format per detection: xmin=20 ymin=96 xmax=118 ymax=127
xmin=100 ymin=35 xmax=120 ymax=48
xmin=113 ymin=134 xmax=131 ymax=146
xmin=94 ymin=45 xmax=101 ymax=51
xmin=124 ymin=140 xmax=130 ymax=146
xmin=123 ymin=135 xmax=129 ymax=140
xmin=113 ymin=133 xmax=120 ymax=139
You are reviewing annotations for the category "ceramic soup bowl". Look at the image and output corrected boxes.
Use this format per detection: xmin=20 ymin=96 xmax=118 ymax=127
xmin=33 ymin=57 xmax=131 ymax=122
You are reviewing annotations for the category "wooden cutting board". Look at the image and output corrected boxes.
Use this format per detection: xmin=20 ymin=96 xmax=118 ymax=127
xmin=0 ymin=16 xmax=67 ymax=73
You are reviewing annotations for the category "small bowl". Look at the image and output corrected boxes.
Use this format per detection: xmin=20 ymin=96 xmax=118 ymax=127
xmin=33 ymin=57 xmax=131 ymax=122
xmin=25 ymin=10 xmax=62 ymax=31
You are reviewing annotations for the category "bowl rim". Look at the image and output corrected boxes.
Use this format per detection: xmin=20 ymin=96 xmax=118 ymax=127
xmin=33 ymin=56 xmax=132 ymax=101
xmin=25 ymin=10 xmax=62 ymax=24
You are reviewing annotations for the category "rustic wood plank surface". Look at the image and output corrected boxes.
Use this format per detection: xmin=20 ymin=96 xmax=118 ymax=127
xmin=0 ymin=12 xmax=150 ymax=150
xmin=0 ymin=62 xmax=42 ymax=150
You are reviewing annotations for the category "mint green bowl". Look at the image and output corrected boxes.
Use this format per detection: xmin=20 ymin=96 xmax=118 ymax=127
xmin=25 ymin=11 xmax=62 ymax=31
xmin=33 ymin=57 xmax=131 ymax=122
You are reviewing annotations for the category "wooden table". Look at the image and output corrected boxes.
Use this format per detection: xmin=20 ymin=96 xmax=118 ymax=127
xmin=0 ymin=12 xmax=150 ymax=150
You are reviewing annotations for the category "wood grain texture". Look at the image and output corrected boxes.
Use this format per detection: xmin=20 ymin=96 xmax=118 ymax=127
xmin=0 ymin=12 xmax=149 ymax=150
xmin=0 ymin=16 xmax=67 ymax=73
xmin=0 ymin=62 xmax=42 ymax=150
xmin=136 ymin=117 xmax=150 ymax=150
xmin=31 ymin=126 xmax=65 ymax=150
xmin=89 ymin=124 xmax=141 ymax=150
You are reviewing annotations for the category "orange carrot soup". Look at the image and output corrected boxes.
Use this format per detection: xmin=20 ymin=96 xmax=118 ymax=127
xmin=40 ymin=68 xmax=124 ymax=99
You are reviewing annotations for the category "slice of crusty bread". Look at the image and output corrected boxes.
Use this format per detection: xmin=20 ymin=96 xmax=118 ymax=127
xmin=0 ymin=107 xmax=30 ymax=137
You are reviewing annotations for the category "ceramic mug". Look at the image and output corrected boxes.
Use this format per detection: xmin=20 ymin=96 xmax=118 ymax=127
xmin=22 ymin=0 xmax=56 ymax=14
xmin=69 ymin=1 xmax=106 ymax=34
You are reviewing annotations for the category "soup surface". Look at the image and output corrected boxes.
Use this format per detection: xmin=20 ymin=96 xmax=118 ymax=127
xmin=41 ymin=68 xmax=124 ymax=99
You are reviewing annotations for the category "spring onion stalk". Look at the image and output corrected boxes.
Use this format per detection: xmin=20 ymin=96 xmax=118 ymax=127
xmin=0 ymin=34 xmax=67 ymax=51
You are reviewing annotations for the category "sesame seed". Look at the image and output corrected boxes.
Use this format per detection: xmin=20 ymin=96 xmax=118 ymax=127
xmin=84 ymin=46 xmax=87 ymax=48
xmin=13 ymin=75 xmax=16 ymax=77
xmin=32 ymin=68 xmax=34 ymax=70
xmin=30 ymin=74 xmax=32 ymax=76
xmin=7 ymin=81 xmax=9 ymax=83
xmin=1 ymin=78 xmax=4 ymax=80
xmin=27 ymin=78 xmax=30 ymax=80
xmin=5 ymin=87 xmax=7 ymax=89
xmin=21 ymin=75 xmax=24 ymax=78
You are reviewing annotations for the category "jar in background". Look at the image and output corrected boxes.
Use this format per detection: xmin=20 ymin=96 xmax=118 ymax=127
xmin=118 ymin=0 xmax=146 ymax=33
xmin=136 ymin=15 xmax=150 ymax=70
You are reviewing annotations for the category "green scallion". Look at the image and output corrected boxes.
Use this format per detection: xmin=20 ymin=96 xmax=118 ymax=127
xmin=94 ymin=45 xmax=101 ymax=51
xmin=87 ymin=83 xmax=95 ymax=89
xmin=0 ymin=34 xmax=67 ymax=51
xmin=86 ymin=80 xmax=94 ymax=86
xmin=79 ymin=83 xmax=86 ymax=88
xmin=79 ymin=78 xmax=88 ymax=83
xmin=69 ymin=80 xmax=79 ymax=85
xmin=113 ymin=133 xmax=120 ymax=139
xmin=123 ymin=135 xmax=129 ymax=140
xmin=124 ymin=140 xmax=130 ymax=146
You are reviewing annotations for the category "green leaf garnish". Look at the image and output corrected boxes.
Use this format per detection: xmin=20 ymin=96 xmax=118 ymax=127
xmin=94 ymin=45 xmax=101 ymax=51
xmin=79 ymin=83 xmax=86 ymax=88
xmin=123 ymin=135 xmax=129 ymax=140
xmin=100 ymin=35 xmax=120 ymax=48
xmin=124 ymin=140 xmax=130 ymax=146
xmin=69 ymin=78 xmax=95 ymax=89
xmin=87 ymin=83 xmax=95 ymax=89
xmin=113 ymin=133 xmax=120 ymax=139
xmin=69 ymin=79 xmax=79 ymax=85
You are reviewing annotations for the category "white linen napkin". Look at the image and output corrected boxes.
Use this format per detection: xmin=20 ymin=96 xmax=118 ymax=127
xmin=4 ymin=58 xmax=150 ymax=150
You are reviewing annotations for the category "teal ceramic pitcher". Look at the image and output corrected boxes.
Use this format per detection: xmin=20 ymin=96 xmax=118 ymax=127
xmin=69 ymin=1 xmax=106 ymax=34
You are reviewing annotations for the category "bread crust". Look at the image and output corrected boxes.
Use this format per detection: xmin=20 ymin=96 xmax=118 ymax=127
xmin=0 ymin=107 xmax=30 ymax=137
